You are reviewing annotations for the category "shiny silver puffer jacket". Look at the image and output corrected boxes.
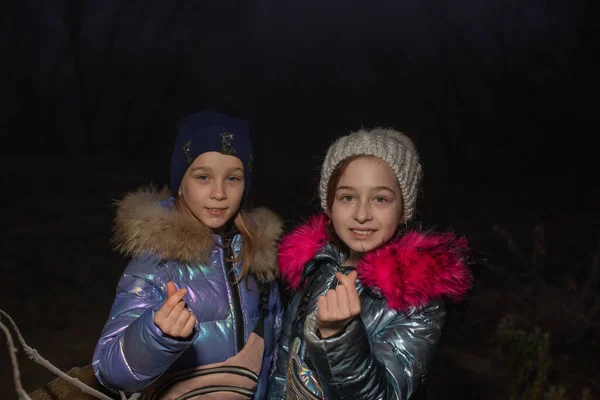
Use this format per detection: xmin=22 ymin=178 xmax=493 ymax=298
xmin=91 ymin=187 xmax=284 ymax=398
xmin=270 ymin=214 xmax=472 ymax=400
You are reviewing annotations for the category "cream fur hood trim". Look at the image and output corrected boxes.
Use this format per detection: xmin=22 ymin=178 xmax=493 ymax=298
xmin=112 ymin=186 xmax=283 ymax=282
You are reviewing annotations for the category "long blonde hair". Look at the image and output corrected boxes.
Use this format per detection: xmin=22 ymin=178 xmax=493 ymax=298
xmin=174 ymin=196 xmax=256 ymax=283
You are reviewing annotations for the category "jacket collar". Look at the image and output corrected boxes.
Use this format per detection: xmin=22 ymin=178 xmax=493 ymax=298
xmin=278 ymin=214 xmax=473 ymax=311
xmin=112 ymin=186 xmax=283 ymax=282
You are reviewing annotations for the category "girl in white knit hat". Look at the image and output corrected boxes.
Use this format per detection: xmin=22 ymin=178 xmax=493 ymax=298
xmin=269 ymin=127 xmax=473 ymax=399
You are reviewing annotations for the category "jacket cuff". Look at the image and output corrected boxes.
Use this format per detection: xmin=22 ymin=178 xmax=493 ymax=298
xmin=303 ymin=310 xmax=371 ymax=385
xmin=122 ymin=301 xmax=199 ymax=378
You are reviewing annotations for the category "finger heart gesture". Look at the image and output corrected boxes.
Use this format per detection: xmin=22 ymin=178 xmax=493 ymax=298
xmin=154 ymin=281 xmax=197 ymax=339
xmin=316 ymin=270 xmax=361 ymax=339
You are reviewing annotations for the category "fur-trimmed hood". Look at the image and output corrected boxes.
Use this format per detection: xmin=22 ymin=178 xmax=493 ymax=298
xmin=278 ymin=214 xmax=473 ymax=311
xmin=113 ymin=186 xmax=283 ymax=282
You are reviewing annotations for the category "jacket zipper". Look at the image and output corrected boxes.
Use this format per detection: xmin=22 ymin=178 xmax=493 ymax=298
xmin=223 ymin=237 xmax=245 ymax=352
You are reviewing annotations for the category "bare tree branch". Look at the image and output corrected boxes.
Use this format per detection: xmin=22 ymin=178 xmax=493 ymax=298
xmin=0 ymin=309 xmax=118 ymax=400
xmin=0 ymin=318 xmax=31 ymax=399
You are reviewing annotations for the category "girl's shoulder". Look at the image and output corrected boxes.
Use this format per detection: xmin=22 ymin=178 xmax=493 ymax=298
xmin=119 ymin=253 xmax=172 ymax=290
xmin=357 ymin=229 xmax=473 ymax=311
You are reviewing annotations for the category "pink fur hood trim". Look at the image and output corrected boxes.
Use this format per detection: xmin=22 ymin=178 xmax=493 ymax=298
xmin=278 ymin=214 xmax=473 ymax=311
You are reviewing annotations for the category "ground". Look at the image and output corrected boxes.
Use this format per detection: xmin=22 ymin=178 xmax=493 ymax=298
xmin=1 ymin=157 xmax=598 ymax=399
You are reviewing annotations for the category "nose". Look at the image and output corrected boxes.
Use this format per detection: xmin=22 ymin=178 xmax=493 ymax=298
xmin=210 ymin=182 xmax=227 ymax=201
xmin=353 ymin=199 xmax=372 ymax=223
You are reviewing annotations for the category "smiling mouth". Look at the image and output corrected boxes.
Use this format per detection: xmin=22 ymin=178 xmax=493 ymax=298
xmin=350 ymin=229 xmax=376 ymax=237
xmin=205 ymin=207 xmax=228 ymax=216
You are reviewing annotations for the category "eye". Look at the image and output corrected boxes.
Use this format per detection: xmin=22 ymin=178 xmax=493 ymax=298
xmin=341 ymin=195 xmax=354 ymax=202
xmin=374 ymin=196 xmax=388 ymax=203
xmin=195 ymin=175 xmax=209 ymax=181
xmin=227 ymin=176 xmax=243 ymax=182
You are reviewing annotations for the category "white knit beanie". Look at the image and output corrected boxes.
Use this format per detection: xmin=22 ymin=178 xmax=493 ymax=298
xmin=319 ymin=127 xmax=422 ymax=221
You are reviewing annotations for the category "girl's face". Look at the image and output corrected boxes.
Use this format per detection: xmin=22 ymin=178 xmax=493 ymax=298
xmin=330 ymin=156 xmax=403 ymax=265
xmin=178 ymin=151 xmax=245 ymax=230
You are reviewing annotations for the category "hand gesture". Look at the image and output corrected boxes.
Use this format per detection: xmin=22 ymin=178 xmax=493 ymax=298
xmin=316 ymin=270 xmax=361 ymax=339
xmin=154 ymin=281 xmax=196 ymax=339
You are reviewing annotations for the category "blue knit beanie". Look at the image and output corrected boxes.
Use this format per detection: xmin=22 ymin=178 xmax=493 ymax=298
xmin=170 ymin=109 xmax=254 ymax=200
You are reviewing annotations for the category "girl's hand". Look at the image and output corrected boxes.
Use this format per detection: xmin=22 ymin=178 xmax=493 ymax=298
xmin=316 ymin=270 xmax=361 ymax=339
xmin=154 ymin=281 xmax=196 ymax=338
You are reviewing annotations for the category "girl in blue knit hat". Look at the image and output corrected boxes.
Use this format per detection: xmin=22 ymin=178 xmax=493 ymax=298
xmin=92 ymin=109 xmax=284 ymax=399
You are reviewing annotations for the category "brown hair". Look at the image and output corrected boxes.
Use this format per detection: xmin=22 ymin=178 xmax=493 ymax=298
xmin=324 ymin=155 xmax=362 ymax=253
xmin=325 ymin=155 xmax=362 ymax=213
xmin=174 ymin=196 xmax=256 ymax=283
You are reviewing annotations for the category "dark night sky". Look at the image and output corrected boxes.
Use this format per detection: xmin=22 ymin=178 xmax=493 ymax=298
xmin=0 ymin=1 xmax=598 ymax=187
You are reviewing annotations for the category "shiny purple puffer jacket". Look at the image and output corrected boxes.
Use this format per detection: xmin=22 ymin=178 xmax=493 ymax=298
xmin=92 ymin=187 xmax=284 ymax=398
